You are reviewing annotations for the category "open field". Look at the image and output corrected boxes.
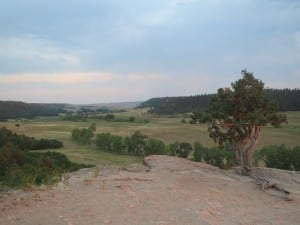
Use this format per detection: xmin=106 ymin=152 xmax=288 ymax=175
xmin=1 ymin=110 xmax=300 ymax=166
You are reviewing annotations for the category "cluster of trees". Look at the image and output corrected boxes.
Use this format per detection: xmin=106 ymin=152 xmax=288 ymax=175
xmin=72 ymin=123 xmax=96 ymax=147
xmin=0 ymin=101 xmax=66 ymax=120
xmin=138 ymin=95 xmax=213 ymax=115
xmin=95 ymin=131 xmax=166 ymax=156
xmin=94 ymin=131 xmax=231 ymax=163
xmin=265 ymin=88 xmax=300 ymax=111
xmin=193 ymin=143 xmax=235 ymax=169
xmin=62 ymin=112 xmax=87 ymax=122
xmin=0 ymin=127 xmax=63 ymax=150
xmin=0 ymin=127 xmax=89 ymax=188
xmin=74 ymin=129 xmax=192 ymax=157
xmin=0 ymin=143 xmax=91 ymax=188
xmin=138 ymin=88 xmax=300 ymax=115
xmin=254 ymin=145 xmax=300 ymax=171
xmin=72 ymin=125 xmax=300 ymax=172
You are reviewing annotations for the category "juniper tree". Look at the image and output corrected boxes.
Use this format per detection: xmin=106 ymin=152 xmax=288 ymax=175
xmin=191 ymin=70 xmax=287 ymax=176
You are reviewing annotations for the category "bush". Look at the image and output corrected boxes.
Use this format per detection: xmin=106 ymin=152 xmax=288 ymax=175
xmin=0 ymin=143 xmax=92 ymax=189
xmin=71 ymin=124 xmax=96 ymax=146
xmin=168 ymin=142 xmax=179 ymax=156
xmin=95 ymin=133 xmax=112 ymax=151
xmin=145 ymin=139 xmax=166 ymax=156
xmin=254 ymin=145 xmax=300 ymax=171
xmin=176 ymin=142 xmax=192 ymax=158
xmin=0 ymin=127 xmax=63 ymax=150
xmin=124 ymin=131 xmax=148 ymax=155
xmin=193 ymin=142 xmax=235 ymax=169
xmin=104 ymin=114 xmax=115 ymax=121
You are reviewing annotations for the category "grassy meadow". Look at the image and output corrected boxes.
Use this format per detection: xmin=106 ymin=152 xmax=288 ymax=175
xmin=1 ymin=109 xmax=299 ymax=166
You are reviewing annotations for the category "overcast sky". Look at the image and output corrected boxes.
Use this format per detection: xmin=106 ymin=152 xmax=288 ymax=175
xmin=0 ymin=0 xmax=299 ymax=103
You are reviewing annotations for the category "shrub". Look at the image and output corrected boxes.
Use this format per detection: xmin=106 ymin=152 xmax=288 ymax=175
xmin=104 ymin=114 xmax=115 ymax=121
xmin=254 ymin=145 xmax=300 ymax=171
xmin=110 ymin=135 xmax=124 ymax=153
xmin=95 ymin=133 xmax=112 ymax=151
xmin=124 ymin=131 xmax=148 ymax=155
xmin=168 ymin=142 xmax=179 ymax=156
xmin=0 ymin=144 xmax=92 ymax=189
xmin=71 ymin=124 xmax=96 ymax=147
xmin=176 ymin=142 xmax=192 ymax=158
xmin=129 ymin=117 xmax=136 ymax=122
xmin=0 ymin=127 xmax=63 ymax=150
xmin=193 ymin=142 xmax=235 ymax=169
xmin=145 ymin=139 xmax=166 ymax=156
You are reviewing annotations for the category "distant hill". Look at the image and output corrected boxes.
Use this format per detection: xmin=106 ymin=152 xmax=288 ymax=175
xmin=138 ymin=94 xmax=214 ymax=115
xmin=138 ymin=88 xmax=300 ymax=115
xmin=87 ymin=101 xmax=143 ymax=109
xmin=0 ymin=101 xmax=66 ymax=120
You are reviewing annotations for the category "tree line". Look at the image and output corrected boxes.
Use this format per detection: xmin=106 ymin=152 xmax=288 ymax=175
xmin=0 ymin=127 xmax=63 ymax=150
xmin=0 ymin=127 xmax=90 ymax=189
xmin=0 ymin=101 xmax=66 ymax=120
xmin=138 ymin=88 xmax=300 ymax=115
xmin=72 ymin=126 xmax=300 ymax=171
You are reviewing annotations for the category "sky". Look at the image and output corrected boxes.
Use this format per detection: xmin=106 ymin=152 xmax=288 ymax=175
xmin=0 ymin=0 xmax=299 ymax=104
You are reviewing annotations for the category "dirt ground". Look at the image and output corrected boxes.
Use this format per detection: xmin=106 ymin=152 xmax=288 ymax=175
xmin=1 ymin=155 xmax=299 ymax=225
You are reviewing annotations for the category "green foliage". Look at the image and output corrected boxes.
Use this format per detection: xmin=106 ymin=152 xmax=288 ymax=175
xmin=125 ymin=131 xmax=148 ymax=155
xmin=193 ymin=142 xmax=235 ymax=169
xmin=138 ymin=89 xmax=300 ymax=115
xmin=191 ymin=70 xmax=287 ymax=175
xmin=138 ymin=95 xmax=214 ymax=115
xmin=144 ymin=139 xmax=166 ymax=156
xmin=168 ymin=142 xmax=179 ymax=156
xmin=0 ymin=127 xmax=63 ymax=150
xmin=95 ymin=133 xmax=112 ymax=151
xmin=0 ymin=101 xmax=65 ymax=120
xmin=0 ymin=143 xmax=92 ymax=189
xmin=62 ymin=112 xmax=87 ymax=122
xmin=176 ymin=142 xmax=193 ymax=158
xmin=129 ymin=117 xmax=136 ymax=122
xmin=192 ymin=71 xmax=286 ymax=147
xmin=71 ymin=123 xmax=96 ymax=146
xmin=264 ymin=88 xmax=300 ymax=112
xmin=110 ymin=135 xmax=124 ymax=153
xmin=104 ymin=114 xmax=115 ymax=121
xmin=254 ymin=145 xmax=300 ymax=171
xmin=96 ymin=131 xmax=166 ymax=156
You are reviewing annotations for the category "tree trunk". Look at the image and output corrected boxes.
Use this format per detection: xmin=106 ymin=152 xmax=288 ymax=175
xmin=236 ymin=126 xmax=261 ymax=176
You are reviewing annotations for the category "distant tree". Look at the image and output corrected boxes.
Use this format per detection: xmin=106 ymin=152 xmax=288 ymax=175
xmin=71 ymin=123 xmax=96 ymax=147
xmin=176 ymin=142 xmax=193 ymax=158
xmin=110 ymin=135 xmax=124 ymax=153
xmin=95 ymin=133 xmax=112 ymax=151
xmin=191 ymin=70 xmax=287 ymax=176
xmin=125 ymin=131 xmax=148 ymax=155
xmin=104 ymin=114 xmax=115 ymax=121
xmin=145 ymin=139 xmax=166 ymax=156
xmin=129 ymin=117 xmax=135 ymax=122
xmin=168 ymin=142 xmax=179 ymax=156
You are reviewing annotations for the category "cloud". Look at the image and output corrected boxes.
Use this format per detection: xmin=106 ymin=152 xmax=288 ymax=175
xmin=0 ymin=35 xmax=82 ymax=73
xmin=0 ymin=0 xmax=299 ymax=102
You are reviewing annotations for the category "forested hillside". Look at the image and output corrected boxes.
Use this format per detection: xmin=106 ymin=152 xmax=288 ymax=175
xmin=0 ymin=101 xmax=66 ymax=120
xmin=139 ymin=89 xmax=300 ymax=114
xmin=138 ymin=94 xmax=213 ymax=114
xmin=265 ymin=89 xmax=300 ymax=111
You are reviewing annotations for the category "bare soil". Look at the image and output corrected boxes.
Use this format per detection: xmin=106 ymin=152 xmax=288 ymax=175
xmin=1 ymin=155 xmax=299 ymax=225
